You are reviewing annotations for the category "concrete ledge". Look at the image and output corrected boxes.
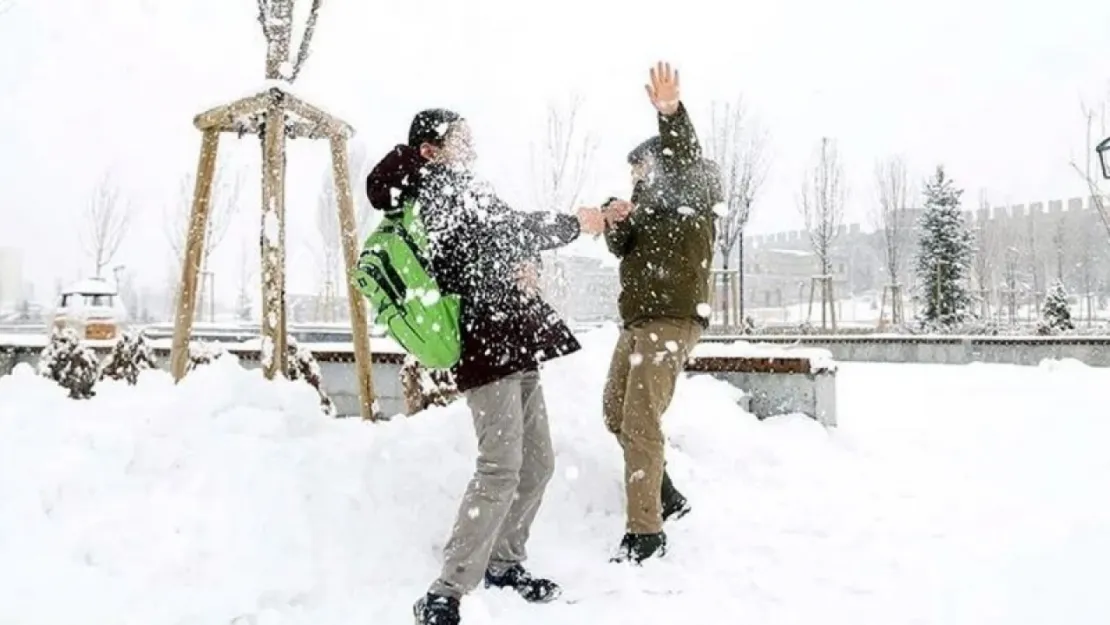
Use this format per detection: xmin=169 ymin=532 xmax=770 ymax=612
xmin=1 ymin=340 xmax=837 ymax=425
xmin=688 ymin=354 xmax=837 ymax=427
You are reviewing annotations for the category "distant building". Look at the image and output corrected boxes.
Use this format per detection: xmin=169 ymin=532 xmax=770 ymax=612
xmin=732 ymin=194 xmax=1110 ymax=321
xmin=540 ymin=253 xmax=620 ymax=324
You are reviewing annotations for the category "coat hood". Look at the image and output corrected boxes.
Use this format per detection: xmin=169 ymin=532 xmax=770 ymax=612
xmin=366 ymin=144 xmax=428 ymax=212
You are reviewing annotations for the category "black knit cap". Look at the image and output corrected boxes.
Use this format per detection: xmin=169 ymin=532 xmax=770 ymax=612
xmin=408 ymin=108 xmax=464 ymax=148
xmin=627 ymin=136 xmax=662 ymax=165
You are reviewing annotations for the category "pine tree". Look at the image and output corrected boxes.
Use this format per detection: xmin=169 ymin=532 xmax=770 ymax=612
xmin=1038 ymin=280 xmax=1074 ymax=334
xmin=915 ymin=166 xmax=975 ymax=328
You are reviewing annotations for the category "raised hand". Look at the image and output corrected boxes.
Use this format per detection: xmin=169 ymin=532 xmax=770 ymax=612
xmin=645 ymin=61 xmax=681 ymax=116
xmin=603 ymin=199 xmax=635 ymax=226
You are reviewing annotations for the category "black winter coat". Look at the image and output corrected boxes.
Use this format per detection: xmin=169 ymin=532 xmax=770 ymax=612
xmin=366 ymin=146 xmax=582 ymax=392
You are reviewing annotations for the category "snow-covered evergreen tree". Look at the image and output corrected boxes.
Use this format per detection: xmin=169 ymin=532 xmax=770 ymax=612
xmin=38 ymin=327 xmax=99 ymax=399
xmin=100 ymin=329 xmax=156 ymax=385
xmin=400 ymin=354 xmax=458 ymax=415
xmin=915 ymin=166 xmax=975 ymax=328
xmin=1038 ymin=280 xmax=1074 ymax=334
xmin=185 ymin=340 xmax=228 ymax=373
xmin=284 ymin=337 xmax=336 ymax=416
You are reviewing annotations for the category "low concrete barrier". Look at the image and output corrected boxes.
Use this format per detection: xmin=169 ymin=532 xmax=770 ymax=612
xmin=701 ymin=334 xmax=1110 ymax=367
xmin=1 ymin=338 xmax=838 ymax=424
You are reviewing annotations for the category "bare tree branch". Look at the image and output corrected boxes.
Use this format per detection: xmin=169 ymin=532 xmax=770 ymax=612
xmin=258 ymin=0 xmax=294 ymax=79
xmin=971 ymin=190 xmax=1003 ymax=308
xmin=80 ymin=172 xmax=132 ymax=278
xmin=0 ymin=0 xmax=14 ymax=17
xmin=530 ymin=95 xmax=598 ymax=214
xmin=797 ymin=137 xmax=847 ymax=329
xmin=797 ymin=137 xmax=847 ymax=276
xmin=871 ymin=154 xmax=913 ymax=288
xmin=1069 ymin=99 xmax=1110 ymax=242
xmin=289 ymin=0 xmax=322 ymax=81
xmin=705 ymin=97 xmax=769 ymax=267
xmin=164 ymin=164 xmax=244 ymax=273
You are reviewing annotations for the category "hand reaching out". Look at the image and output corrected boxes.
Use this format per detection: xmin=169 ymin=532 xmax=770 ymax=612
xmin=645 ymin=61 xmax=680 ymax=116
xmin=576 ymin=206 xmax=607 ymax=236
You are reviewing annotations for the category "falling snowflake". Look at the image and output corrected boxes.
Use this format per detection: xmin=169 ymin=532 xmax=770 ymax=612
xmin=696 ymin=302 xmax=712 ymax=318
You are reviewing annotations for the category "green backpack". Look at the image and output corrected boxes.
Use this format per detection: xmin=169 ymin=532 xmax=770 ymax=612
xmin=351 ymin=201 xmax=462 ymax=370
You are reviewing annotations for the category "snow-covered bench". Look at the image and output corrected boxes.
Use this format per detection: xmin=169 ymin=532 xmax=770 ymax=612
xmin=687 ymin=341 xmax=838 ymax=427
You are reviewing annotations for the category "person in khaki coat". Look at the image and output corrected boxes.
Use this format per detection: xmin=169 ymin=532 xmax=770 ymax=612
xmin=601 ymin=61 xmax=723 ymax=564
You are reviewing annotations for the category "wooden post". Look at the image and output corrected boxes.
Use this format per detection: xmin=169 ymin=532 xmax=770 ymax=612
xmin=170 ymin=129 xmax=220 ymax=381
xmin=260 ymin=94 xmax=288 ymax=379
xmin=330 ymin=134 xmax=378 ymax=420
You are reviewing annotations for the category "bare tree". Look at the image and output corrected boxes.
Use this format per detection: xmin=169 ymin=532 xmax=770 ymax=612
xmin=1070 ymin=99 xmax=1110 ymax=242
xmin=529 ymin=95 xmax=597 ymax=319
xmin=971 ymin=191 xmax=1002 ymax=319
xmin=164 ymin=165 xmax=243 ymax=320
xmin=797 ymin=137 xmax=847 ymax=330
xmin=312 ymin=170 xmax=342 ymax=321
xmin=530 ymin=95 xmax=597 ymax=215
xmin=871 ymin=154 xmax=913 ymax=324
xmin=347 ymin=141 xmax=376 ymax=239
xmin=1070 ymin=207 xmax=1098 ymax=324
xmin=0 ymin=0 xmax=14 ymax=16
xmin=235 ymin=233 xmax=256 ymax=322
xmin=256 ymin=0 xmax=322 ymax=81
xmin=80 ymin=173 xmax=132 ymax=278
xmin=165 ymin=165 xmax=244 ymax=271
xmin=705 ymin=97 xmax=769 ymax=327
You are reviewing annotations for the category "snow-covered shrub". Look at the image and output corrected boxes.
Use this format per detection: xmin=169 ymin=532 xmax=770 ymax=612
xmin=100 ymin=329 xmax=156 ymax=385
xmin=1038 ymin=281 xmax=1075 ymax=335
xmin=185 ymin=340 xmax=228 ymax=373
xmin=37 ymin=327 xmax=99 ymax=399
xmin=400 ymin=355 xmax=458 ymax=415
xmin=284 ymin=337 xmax=335 ymax=416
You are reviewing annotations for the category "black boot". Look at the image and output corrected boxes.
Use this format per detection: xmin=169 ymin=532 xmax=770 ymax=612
xmin=484 ymin=564 xmax=562 ymax=603
xmin=610 ymin=532 xmax=667 ymax=564
xmin=661 ymin=468 xmax=691 ymax=522
xmin=413 ymin=593 xmax=460 ymax=625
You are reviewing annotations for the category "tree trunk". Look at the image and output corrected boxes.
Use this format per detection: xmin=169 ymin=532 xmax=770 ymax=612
xmin=737 ymin=237 xmax=746 ymax=326
xmin=721 ymin=258 xmax=731 ymax=328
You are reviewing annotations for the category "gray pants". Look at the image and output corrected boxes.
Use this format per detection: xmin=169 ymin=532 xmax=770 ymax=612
xmin=428 ymin=370 xmax=555 ymax=599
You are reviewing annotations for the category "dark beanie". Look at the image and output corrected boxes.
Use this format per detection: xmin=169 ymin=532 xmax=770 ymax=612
xmin=408 ymin=108 xmax=463 ymax=148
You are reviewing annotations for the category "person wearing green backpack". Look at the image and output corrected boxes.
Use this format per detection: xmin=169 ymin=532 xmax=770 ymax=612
xmin=364 ymin=109 xmax=610 ymax=625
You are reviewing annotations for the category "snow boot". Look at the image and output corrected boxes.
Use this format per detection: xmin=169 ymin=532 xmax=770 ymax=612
xmin=484 ymin=564 xmax=562 ymax=603
xmin=413 ymin=593 xmax=460 ymax=625
xmin=661 ymin=469 xmax=691 ymax=522
xmin=610 ymin=532 xmax=667 ymax=564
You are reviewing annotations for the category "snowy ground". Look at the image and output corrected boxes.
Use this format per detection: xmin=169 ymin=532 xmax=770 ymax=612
xmin=1 ymin=328 xmax=1108 ymax=625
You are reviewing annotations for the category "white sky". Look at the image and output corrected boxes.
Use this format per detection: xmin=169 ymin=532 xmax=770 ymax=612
xmin=1 ymin=0 xmax=1109 ymax=300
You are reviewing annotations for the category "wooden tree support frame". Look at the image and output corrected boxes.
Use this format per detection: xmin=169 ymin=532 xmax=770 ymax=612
xmin=169 ymin=85 xmax=378 ymax=420
xmin=806 ymin=275 xmax=837 ymax=332
xmin=877 ymin=283 xmax=905 ymax=330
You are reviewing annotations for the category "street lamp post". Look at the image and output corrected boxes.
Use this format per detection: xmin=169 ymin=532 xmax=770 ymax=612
xmin=1097 ymin=135 xmax=1110 ymax=180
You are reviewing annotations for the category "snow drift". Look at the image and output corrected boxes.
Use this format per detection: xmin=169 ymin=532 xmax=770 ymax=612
xmin=1 ymin=327 xmax=1109 ymax=625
